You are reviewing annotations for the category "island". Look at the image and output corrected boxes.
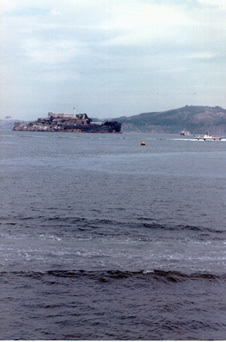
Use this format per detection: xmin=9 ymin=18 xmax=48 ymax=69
xmin=13 ymin=112 xmax=122 ymax=133
xmin=114 ymin=105 xmax=226 ymax=134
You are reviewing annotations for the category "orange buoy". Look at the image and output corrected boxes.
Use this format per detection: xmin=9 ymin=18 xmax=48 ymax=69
xmin=141 ymin=141 xmax=146 ymax=145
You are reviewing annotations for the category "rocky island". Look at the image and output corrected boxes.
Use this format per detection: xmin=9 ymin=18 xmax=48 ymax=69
xmin=13 ymin=112 xmax=121 ymax=133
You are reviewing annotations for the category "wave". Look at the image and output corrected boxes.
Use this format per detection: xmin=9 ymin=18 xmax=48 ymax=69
xmin=0 ymin=214 xmax=224 ymax=235
xmin=141 ymin=222 xmax=224 ymax=234
xmin=1 ymin=269 xmax=226 ymax=283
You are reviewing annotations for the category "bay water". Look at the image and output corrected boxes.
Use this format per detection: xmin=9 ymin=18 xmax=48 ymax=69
xmin=0 ymin=131 xmax=225 ymax=340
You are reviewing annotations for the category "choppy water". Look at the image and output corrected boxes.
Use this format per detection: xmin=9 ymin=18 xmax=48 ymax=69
xmin=0 ymin=131 xmax=226 ymax=340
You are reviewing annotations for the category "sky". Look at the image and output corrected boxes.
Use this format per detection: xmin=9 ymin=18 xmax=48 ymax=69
xmin=1 ymin=0 xmax=226 ymax=120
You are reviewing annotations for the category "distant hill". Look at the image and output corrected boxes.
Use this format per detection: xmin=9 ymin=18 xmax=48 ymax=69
xmin=115 ymin=106 xmax=226 ymax=134
xmin=2 ymin=106 xmax=226 ymax=134
xmin=0 ymin=119 xmax=22 ymax=131
xmin=0 ymin=119 xmax=18 ymax=131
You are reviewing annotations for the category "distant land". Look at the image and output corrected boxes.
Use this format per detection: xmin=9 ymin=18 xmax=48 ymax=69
xmin=115 ymin=105 xmax=226 ymax=134
xmin=12 ymin=112 xmax=121 ymax=133
xmin=1 ymin=105 xmax=226 ymax=134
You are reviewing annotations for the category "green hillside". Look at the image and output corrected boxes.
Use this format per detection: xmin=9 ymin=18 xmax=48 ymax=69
xmin=116 ymin=106 xmax=226 ymax=134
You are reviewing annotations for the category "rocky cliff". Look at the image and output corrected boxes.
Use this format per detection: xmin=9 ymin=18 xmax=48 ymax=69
xmin=12 ymin=114 xmax=121 ymax=133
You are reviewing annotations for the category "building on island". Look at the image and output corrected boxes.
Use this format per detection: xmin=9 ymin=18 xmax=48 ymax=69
xmin=13 ymin=112 xmax=121 ymax=133
xmin=47 ymin=112 xmax=91 ymax=125
xmin=48 ymin=112 xmax=77 ymax=119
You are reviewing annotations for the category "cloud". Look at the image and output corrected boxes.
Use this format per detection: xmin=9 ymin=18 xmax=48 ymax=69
xmin=197 ymin=0 xmax=226 ymax=9
xmin=22 ymin=38 xmax=87 ymax=65
xmin=1 ymin=0 xmax=226 ymax=119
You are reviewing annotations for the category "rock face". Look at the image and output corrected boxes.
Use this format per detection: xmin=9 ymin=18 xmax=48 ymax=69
xmin=116 ymin=106 xmax=226 ymax=134
xmin=13 ymin=112 xmax=121 ymax=133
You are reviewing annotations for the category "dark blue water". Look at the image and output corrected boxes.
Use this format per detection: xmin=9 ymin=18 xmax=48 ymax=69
xmin=0 ymin=131 xmax=226 ymax=340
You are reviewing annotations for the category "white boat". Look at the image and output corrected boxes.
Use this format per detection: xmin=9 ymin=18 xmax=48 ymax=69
xmin=195 ymin=132 xmax=222 ymax=141
xmin=180 ymin=129 xmax=191 ymax=136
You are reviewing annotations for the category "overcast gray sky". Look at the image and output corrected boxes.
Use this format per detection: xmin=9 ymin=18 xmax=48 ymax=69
xmin=1 ymin=0 xmax=226 ymax=120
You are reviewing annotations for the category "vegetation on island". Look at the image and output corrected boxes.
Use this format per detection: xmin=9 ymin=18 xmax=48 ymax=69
xmin=1 ymin=105 xmax=226 ymax=134
xmin=115 ymin=106 xmax=226 ymax=134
